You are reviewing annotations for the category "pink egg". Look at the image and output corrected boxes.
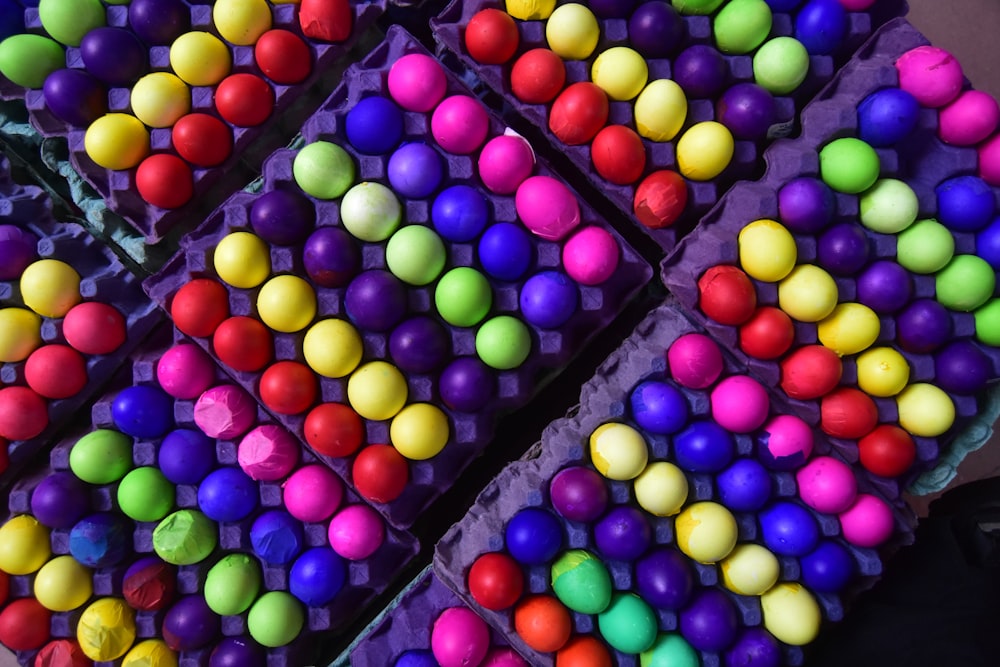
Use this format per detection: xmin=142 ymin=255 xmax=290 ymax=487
xmin=478 ymin=134 xmax=535 ymax=194
xmin=758 ymin=414 xmax=814 ymax=470
xmin=480 ymin=646 xmax=528 ymax=667
xmin=667 ymin=333 xmax=723 ymax=389
xmin=837 ymin=0 xmax=875 ymax=9
xmin=328 ymin=504 xmax=385 ymax=560
xmin=895 ymin=46 xmax=964 ymax=108
xmin=431 ymin=607 xmax=491 ymax=667
xmin=515 ymin=175 xmax=581 ymax=241
xmin=978 ymin=132 xmax=1000 ymax=186
xmin=387 ymin=53 xmax=447 ymax=113
xmin=193 ymin=384 xmax=258 ymax=439
xmin=839 ymin=493 xmax=894 ymax=547
xmin=938 ymin=89 xmax=1000 ymax=146
xmin=62 ymin=301 xmax=126 ymax=355
xmin=283 ymin=464 xmax=343 ymax=522
xmin=796 ymin=456 xmax=857 ymax=514
xmin=237 ymin=424 xmax=300 ymax=481
xmin=710 ymin=375 xmax=770 ymax=433
xmin=156 ymin=343 xmax=215 ymax=399
xmin=562 ymin=226 xmax=619 ymax=285
xmin=431 ymin=95 xmax=490 ymax=155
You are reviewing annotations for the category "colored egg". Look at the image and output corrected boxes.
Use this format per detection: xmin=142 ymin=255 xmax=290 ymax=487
xmin=720 ymin=543 xmax=779 ymax=596
xmin=673 ymin=0 xmax=726 ymax=14
xmin=817 ymin=302 xmax=880 ymax=355
xmin=0 ymin=514 xmax=51 ymax=575
xmin=800 ymin=540 xmax=855 ymax=593
xmin=858 ymin=424 xmax=916 ymax=478
xmin=516 ymin=175 xmax=581 ymax=240
xmin=838 ymin=493 xmax=894 ymax=548
xmin=77 ymin=598 xmax=136 ymax=661
xmin=759 ymin=501 xmax=820 ymax=557
xmin=432 ymin=607 xmax=490 ymax=667
xmin=634 ymin=79 xmax=687 ymax=142
xmin=857 ymin=259 xmax=912 ymax=314
xmin=284 ymin=464 xmax=344 ymax=522
xmin=215 ymin=73 xmax=274 ymax=126
xmin=431 ymin=95 xmax=489 ymax=155
xmin=341 ymin=182 xmax=402 ymax=241
xmin=739 ymin=306 xmax=795 ymax=359
xmin=387 ymin=53 xmax=447 ymax=112
xmin=717 ymin=458 xmax=772 ymax=512
xmin=817 ymin=222 xmax=871 ymax=275
xmin=43 ymin=70 xmax=109 ymax=128
xmin=590 ymin=421 xmax=648 ymax=480
xmin=795 ymin=0 xmax=848 ymax=54
xmin=629 ymin=1 xmax=685 ymax=57
xmin=214 ymin=232 xmax=271 ymax=288
xmin=551 ymin=550 xmax=613 ymax=614
xmin=289 ymin=547 xmax=347 ymax=607
xmin=714 ymin=0 xmax=772 ymax=54
xmin=84 ymin=113 xmax=150 ymax=170
xmin=676 ymin=121 xmax=734 ymax=180
xmin=936 ymin=254 xmax=996 ymax=312
xmin=0 ymin=307 xmax=42 ymax=362
xmin=69 ymin=428 xmax=133 ymax=484
xmin=152 ymin=509 xmax=218 ymax=566
xmin=34 ymin=555 xmax=93 ymax=612
xmin=390 ymin=403 xmax=450 ymax=460
xmin=468 ymin=552 xmax=524 ymax=610
xmin=635 ymin=548 xmax=694 ymax=611
xmin=129 ymin=0 xmax=190 ymax=45
xmin=39 ymin=0 xmax=105 ymax=46
xmin=939 ymin=89 xmax=1000 ymax=146
xmin=819 ymin=387 xmax=877 ymax=440
xmin=0 ymin=34 xmax=65 ymax=88
xmin=122 ymin=640 xmax=177 ymax=667
xmin=254 ymin=29 xmax=311 ymax=84
xmin=897 ymin=218 xmax=954 ymax=274
xmin=667 ymin=332 xmax=724 ymax=388
xmin=716 ymin=82 xmax=777 ymax=140
xmin=856 ymin=346 xmax=909 ymax=397
xmin=117 ymin=466 xmax=175 ymax=522
xmin=346 ymin=96 xmax=404 ymax=155
xmin=549 ymin=466 xmax=609 ymax=522
xmin=347 ymin=361 xmax=407 ymax=421
xmin=505 ymin=507 xmax=564 ymax=565
xmin=213 ymin=0 xmax=272 ymax=45
xmin=738 ymin=219 xmax=798 ymax=282
xmin=753 ymin=36 xmax=809 ymax=94
xmin=247 ymin=591 xmax=303 ymax=648
xmin=170 ymin=32 xmax=231 ymax=86
xmin=641 ymin=634 xmax=699 ymax=667
xmin=860 ymin=178 xmax=918 ymax=233
xmin=256 ymin=275 xmax=316 ymax=333
xmin=592 ymin=47 xmax=648 ymax=101
xmin=549 ymin=81 xmax=610 ymax=145
xmin=935 ymin=340 xmax=991 ymax=395
xmin=756 ymin=414 xmax=813 ymax=470
xmin=81 ymin=27 xmax=147 ymax=86
xmin=546 ymin=3 xmax=600 ymax=59
xmin=136 ymin=154 xmax=194 ymax=209
xmin=563 ymin=225 xmax=620 ymax=285
xmin=818 ymin=137 xmax=880 ymax=194
xmin=796 ymin=455 xmax=858 ymax=513
xmin=760 ymin=583 xmax=821 ymax=645
xmin=598 ymin=593 xmax=657 ymax=654
xmin=19 ymin=258 xmax=80 ymax=318
xmin=595 ymin=506 xmax=652 ymax=561
xmin=302 ymin=318 xmax=362 ymax=378
xmin=896 ymin=383 xmax=955 ymax=437
xmin=674 ymin=419 xmax=736 ymax=473
xmin=697 ymin=264 xmax=757 ymax=325
xmin=476 ymin=315 xmax=532 ymax=370
xmin=386 ymin=225 xmax=446 ymax=286
xmin=465 ymin=8 xmax=519 ymax=64
xmin=777 ymin=264 xmax=838 ymax=322
xmin=260 ymin=360 xmax=318 ymax=414
xmin=778 ymin=176 xmax=836 ymax=233
xmin=130 ymin=72 xmax=190 ymax=128
xmin=673 ymin=44 xmax=727 ymax=98
xmin=328 ymin=504 xmax=385 ymax=560
xmin=937 ymin=175 xmax=996 ymax=232
xmin=675 ymin=501 xmax=738 ymax=563
xmin=345 ymin=270 xmax=407 ymax=332
xmin=857 ymin=87 xmax=920 ymax=147
xmin=0 ymin=598 xmax=50 ymax=652
xmin=631 ymin=167 xmax=687 ymax=230
xmin=895 ymin=45 xmax=963 ymax=108
xmin=710 ymin=375 xmax=770 ymax=433
xmin=630 ymin=380 xmax=688 ymax=435
xmin=251 ymin=510 xmax=304 ymax=565
xmin=678 ymin=588 xmax=739 ymax=652
xmin=975 ymin=299 xmax=1000 ymax=346
xmin=510 ymin=47 xmax=566 ymax=104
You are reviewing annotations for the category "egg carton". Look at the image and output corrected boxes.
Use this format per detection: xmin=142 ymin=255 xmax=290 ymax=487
xmin=430 ymin=0 xmax=908 ymax=253
xmin=0 ymin=0 xmax=387 ymax=242
xmin=661 ymin=18 xmax=999 ymax=497
xmin=143 ymin=25 xmax=653 ymax=530
xmin=2 ymin=324 xmax=419 ymax=667
xmin=434 ymin=303 xmax=914 ymax=667
xmin=0 ymin=155 xmax=161 ymax=491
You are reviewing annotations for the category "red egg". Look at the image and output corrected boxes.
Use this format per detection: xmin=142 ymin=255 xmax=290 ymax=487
xmin=24 ymin=345 xmax=88 ymax=399
xmin=511 ymin=48 xmax=566 ymax=104
xmin=821 ymin=387 xmax=878 ymax=439
xmin=352 ymin=444 xmax=409 ymax=504
xmin=464 ymin=8 xmax=519 ymax=65
xmin=34 ymin=639 xmax=90 ymax=667
xmin=514 ymin=594 xmax=572 ymax=653
xmin=215 ymin=73 xmax=274 ymax=127
xmin=62 ymin=301 xmax=127 ymax=355
xmin=697 ymin=264 xmax=757 ymax=325
xmin=303 ymin=402 xmax=364 ymax=457
xmin=255 ymin=29 xmax=312 ymax=85
xmin=468 ymin=551 xmax=524 ymax=611
xmin=858 ymin=424 xmax=916 ymax=477
xmin=0 ymin=598 xmax=51 ymax=651
xmin=299 ymin=0 xmax=353 ymax=42
xmin=259 ymin=360 xmax=317 ymax=415
xmin=171 ymin=278 xmax=230 ymax=338
xmin=212 ymin=315 xmax=273 ymax=371
xmin=136 ymin=154 xmax=194 ymax=209
xmin=172 ymin=113 xmax=233 ymax=167
xmin=0 ymin=386 xmax=48 ymax=441
xmin=590 ymin=124 xmax=646 ymax=185
xmin=549 ymin=82 xmax=610 ymax=145
xmin=739 ymin=306 xmax=795 ymax=359
xmin=556 ymin=635 xmax=613 ymax=667
xmin=780 ymin=345 xmax=842 ymax=400
xmin=633 ymin=169 xmax=687 ymax=229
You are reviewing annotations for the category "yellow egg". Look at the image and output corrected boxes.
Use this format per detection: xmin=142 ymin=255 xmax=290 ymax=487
xmin=545 ymin=3 xmax=600 ymax=60
xmin=633 ymin=461 xmax=688 ymax=516
xmin=122 ymin=640 xmax=177 ymax=667
xmin=589 ymin=422 xmax=648 ymax=480
xmin=856 ymin=346 xmax=910 ymax=397
xmin=897 ymin=383 xmax=955 ymax=437
xmin=20 ymin=258 xmax=82 ymax=318
xmin=213 ymin=0 xmax=273 ymax=46
xmin=0 ymin=307 xmax=43 ymax=362
xmin=738 ymin=219 xmax=798 ymax=282
xmin=674 ymin=501 xmax=738 ymax=564
xmin=213 ymin=231 xmax=271 ymax=288
xmin=760 ymin=582 xmax=821 ymax=646
xmin=591 ymin=47 xmax=648 ymax=101
xmin=77 ymin=597 xmax=137 ymax=661
xmin=777 ymin=264 xmax=839 ymax=322
xmin=130 ymin=72 xmax=190 ymax=128
xmin=84 ymin=113 xmax=150 ymax=170
xmin=0 ymin=514 xmax=51 ymax=575
xmin=34 ymin=555 xmax=93 ymax=611
xmin=720 ymin=543 xmax=779 ymax=596
xmin=256 ymin=275 xmax=316 ymax=333
xmin=817 ymin=302 xmax=880 ymax=356
xmin=505 ymin=0 xmax=557 ymax=20
xmin=676 ymin=121 xmax=734 ymax=181
xmin=302 ymin=318 xmax=363 ymax=378
xmin=634 ymin=79 xmax=688 ymax=142
xmin=347 ymin=361 xmax=408 ymax=421
xmin=170 ymin=32 xmax=232 ymax=86
xmin=391 ymin=403 xmax=450 ymax=460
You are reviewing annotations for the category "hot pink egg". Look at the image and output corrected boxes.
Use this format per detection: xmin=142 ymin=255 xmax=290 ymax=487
xmin=515 ymin=175 xmax=581 ymax=240
xmin=938 ymin=89 xmax=1000 ymax=146
xmin=431 ymin=95 xmax=489 ymax=154
xmin=667 ymin=333 xmax=723 ymax=389
xmin=283 ymin=464 xmax=343 ymax=522
xmin=328 ymin=504 xmax=385 ymax=560
xmin=562 ymin=226 xmax=619 ymax=285
xmin=431 ymin=607 xmax=491 ymax=667
xmin=839 ymin=493 xmax=894 ymax=547
xmin=710 ymin=375 xmax=770 ymax=433
xmin=156 ymin=343 xmax=215 ymax=399
xmin=387 ymin=53 xmax=447 ymax=113
xmin=478 ymin=134 xmax=535 ymax=194
xmin=796 ymin=455 xmax=858 ymax=514
xmin=895 ymin=45 xmax=964 ymax=108
xmin=758 ymin=414 xmax=814 ymax=470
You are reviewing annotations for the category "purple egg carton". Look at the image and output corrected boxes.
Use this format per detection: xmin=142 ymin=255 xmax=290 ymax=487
xmin=143 ymin=25 xmax=653 ymax=530
xmin=2 ymin=324 xmax=419 ymax=667
xmin=661 ymin=18 xmax=999 ymax=497
xmin=434 ymin=303 xmax=914 ymax=667
xmin=0 ymin=156 xmax=161 ymax=490
xmin=430 ymin=0 xmax=907 ymax=252
xmin=0 ymin=0 xmax=387 ymax=242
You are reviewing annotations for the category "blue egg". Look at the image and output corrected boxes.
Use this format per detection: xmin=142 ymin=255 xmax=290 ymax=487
xmin=250 ymin=509 xmax=304 ymax=565
xmin=765 ymin=0 xmax=804 ymax=10
xmin=519 ymin=271 xmax=579 ymax=329
xmin=635 ymin=548 xmax=695 ymax=610
xmin=197 ymin=467 xmax=259 ymax=523
xmin=289 ymin=547 xmax=347 ymax=607
xmin=158 ymin=428 xmax=216 ymax=485
xmin=345 ymin=96 xmax=404 ymax=155
xmin=394 ymin=650 xmax=437 ymax=667
xmin=0 ymin=0 xmax=23 ymax=41
xmin=478 ymin=222 xmax=533 ymax=281
xmin=975 ymin=216 xmax=1000 ymax=269
xmin=759 ymin=501 xmax=820 ymax=556
xmin=70 ymin=512 xmax=130 ymax=568
xmin=505 ymin=507 xmax=564 ymax=565
xmin=857 ymin=88 xmax=920 ymax=147
xmin=594 ymin=505 xmax=652 ymax=561
xmin=936 ymin=175 xmax=996 ymax=232
xmin=673 ymin=419 xmax=735 ymax=473
xmin=432 ymin=184 xmax=489 ymax=242
xmin=387 ymin=142 xmax=443 ymax=199
xmin=629 ymin=379 xmax=689 ymax=435
xmin=112 ymin=384 xmax=175 ymax=439
xmin=800 ymin=540 xmax=854 ymax=592
xmin=794 ymin=0 xmax=848 ymax=55
xmin=716 ymin=458 xmax=773 ymax=512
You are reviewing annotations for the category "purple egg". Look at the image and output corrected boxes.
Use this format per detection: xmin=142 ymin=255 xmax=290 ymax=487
xmin=344 ymin=270 xmax=408 ymax=332
xmin=976 ymin=216 xmax=1000 ymax=270
xmin=249 ymin=189 xmax=315 ymax=246
xmin=387 ymin=143 xmax=444 ymax=199
xmin=80 ymin=27 xmax=148 ymax=86
xmin=590 ymin=0 xmax=637 ymax=17
xmin=303 ymin=226 xmax=361 ymax=288
xmin=934 ymin=340 xmax=992 ymax=394
xmin=250 ymin=509 xmax=305 ymax=565
xmin=197 ymin=467 xmax=259 ymax=523
xmin=857 ymin=87 xmax=919 ymax=147
xmin=129 ymin=0 xmax=191 ymax=45
xmin=123 ymin=555 xmax=177 ymax=612
xmin=210 ymin=637 xmax=267 ymax=667
xmin=717 ymin=458 xmax=773 ymax=512
xmin=432 ymin=185 xmax=489 ymax=242
xmin=765 ymin=0 xmax=804 ymax=9
xmin=158 ymin=428 xmax=216 ymax=485
xmin=438 ymin=356 xmax=495 ymax=413
xmin=163 ymin=594 xmax=222 ymax=651
xmin=394 ymin=651 xmax=437 ymax=667
xmin=778 ymin=177 xmax=836 ymax=233
xmin=857 ymin=259 xmax=913 ymax=313
xmin=0 ymin=224 xmax=37 ymax=280
xmin=629 ymin=379 xmax=689 ymax=435
xmin=896 ymin=298 xmax=952 ymax=353
xmin=794 ymin=0 xmax=848 ymax=55
xmin=112 ymin=384 xmax=175 ymax=439
xmin=594 ymin=506 xmax=652 ymax=561
xmin=389 ymin=316 xmax=451 ymax=374
xmin=30 ymin=471 xmax=91 ymax=529
xmin=549 ymin=466 xmax=609 ymax=523
xmin=716 ymin=83 xmax=778 ymax=140
xmin=519 ymin=271 xmax=579 ymax=329
xmin=800 ymin=540 xmax=854 ymax=593
xmin=674 ymin=419 xmax=735 ymax=473
xmin=628 ymin=1 xmax=685 ymax=58
xmin=817 ymin=222 xmax=871 ymax=275
xmin=673 ymin=45 xmax=728 ymax=99
xmin=759 ymin=501 xmax=820 ymax=557
xmin=936 ymin=175 xmax=996 ymax=232
xmin=679 ymin=588 xmax=740 ymax=652
xmin=725 ymin=627 xmax=783 ymax=667
xmin=635 ymin=548 xmax=695 ymax=610
xmin=42 ymin=69 xmax=107 ymax=128
xmin=69 ymin=512 xmax=131 ymax=568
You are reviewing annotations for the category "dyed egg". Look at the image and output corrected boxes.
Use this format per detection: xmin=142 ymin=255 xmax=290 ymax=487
xmin=717 ymin=458 xmax=772 ymax=512
xmin=0 ymin=307 xmax=42 ymax=362
xmin=697 ymin=264 xmax=757 ymax=325
xmin=259 ymin=361 xmax=318 ymax=415
xmin=390 ymin=403 xmax=450 ymax=460
xmin=257 ymin=276 xmax=317 ymax=333
xmin=634 ymin=79 xmax=687 ymax=141
xmin=667 ymin=332 xmax=723 ymax=388
xmin=289 ymin=547 xmax=347 ymax=608
xmin=635 ymin=548 xmax=694 ymax=610
xmin=817 ymin=222 xmax=871 ymax=275
xmin=30 ymin=471 xmax=90 ymax=529
xmin=720 ymin=543 xmax=779 ymax=596
xmin=857 ymin=260 xmax=912 ymax=314
xmin=778 ymin=264 xmax=838 ymax=322
xmin=347 ymin=361 xmax=407 ymax=421
xmin=478 ymin=223 xmax=532 ymax=281
xmin=0 ymin=34 xmax=65 ymax=88
xmin=551 ymin=550 xmax=612 ymax=614
xmin=759 ymin=501 xmax=819 ymax=556
xmin=936 ymin=255 xmax=995 ymax=312
xmin=506 ymin=507 xmax=564 ymax=565
xmin=856 ymin=346 xmax=909 ymax=397
xmin=800 ymin=540 xmax=854 ymax=593
xmin=859 ymin=178 xmax=919 ymax=234
xmin=796 ymin=455 xmax=858 ymax=513
xmin=43 ymin=68 xmax=107 ymax=128
xmin=673 ymin=0 xmax=726 ymax=14
xmin=84 ymin=113 xmax=150 ymax=170
xmin=598 ymin=593 xmax=657 ymax=654
xmin=756 ymin=414 xmax=813 ymax=470
xmin=215 ymin=73 xmax=274 ymax=126
xmin=549 ymin=82 xmax=610 ymax=145
xmin=129 ymin=0 xmax=190 ymax=45
xmin=896 ymin=383 xmax=955 ymax=437
xmin=739 ymin=306 xmax=795 ymax=359
xmin=590 ymin=124 xmax=646 ymax=185
xmin=469 ymin=552 xmax=524 ymax=610
xmin=122 ymin=640 xmax=177 ymax=667
xmin=839 ymin=494 xmax=894 ymax=547
xmin=753 ymin=36 xmax=809 ymax=94
xmin=675 ymin=419 xmax=736 ymax=474
xmin=170 ymin=32 xmax=231 ymax=86
xmin=465 ymin=8 xmax=519 ymax=64
xmin=341 ymin=182 xmax=402 ymax=241
xmin=520 ymin=271 xmax=579 ymax=328
xmin=386 ymin=225 xmax=447 ymax=286
xmin=254 ymin=29 xmax=311 ymax=85
xmin=673 ymin=44 xmax=727 ymax=98
xmin=629 ymin=1 xmax=685 ymax=57
xmin=506 ymin=0 xmax=557 ymax=19
xmin=432 ymin=184 xmax=489 ymax=242
xmin=213 ymin=316 xmax=273 ymax=372
xmin=817 ymin=302 xmax=880 ymax=356
xmin=563 ymin=225 xmax=619 ymax=285
xmin=778 ymin=176 xmax=836 ymax=233
xmin=118 ymin=466 xmax=175 ymax=522
xmin=302 ymin=318 xmax=362 ymax=378
xmin=247 ymin=592 xmax=303 ymax=648
xmin=795 ymin=0 xmax=847 ymax=54
xmin=69 ymin=428 xmax=133 ymax=484
xmin=345 ymin=270 xmax=407 ymax=332
xmin=39 ymin=0 xmax=106 ymax=46
xmin=131 ymin=72 xmax=190 ymax=128
xmin=738 ymin=219 xmax=797 ymax=282
xmin=250 ymin=510 xmax=304 ymax=565
xmin=136 ymin=154 xmax=193 ymax=209
xmin=0 ymin=386 xmax=48 ymax=441
xmin=478 ymin=134 xmax=535 ymax=195
xmin=630 ymin=379 xmax=688 ymax=435
xmin=675 ymin=501 xmax=738 ymax=563
xmin=328 ymin=504 xmax=385 ymax=560
xmin=0 ymin=598 xmax=50 ymax=651
xmin=0 ymin=515 xmax=51 ymax=575
xmin=284 ymin=464 xmax=344 ymax=522
xmin=820 ymin=387 xmax=878 ymax=439
xmin=0 ymin=225 xmax=36 ymax=280
xmin=975 ymin=300 xmax=1000 ymax=346
xmin=546 ymin=3 xmax=600 ymax=59
xmin=895 ymin=45 xmax=963 ymax=108
xmin=818 ymin=137 xmax=879 ymax=193
xmin=76 ymin=598 xmax=137 ymax=660
xmin=387 ymin=53 xmax=447 ymax=112
xmin=592 ymin=47 xmax=648 ymax=101
xmin=345 ymin=96 xmax=404 ymax=155
xmin=935 ymin=340 xmax=991 ymax=394
xmin=590 ymin=421 xmax=648 ymax=479
xmin=431 ymin=95 xmax=489 ymax=155
xmin=937 ymin=175 xmax=996 ymax=232
xmin=642 ymin=634 xmax=699 ymax=667
xmin=111 ymin=385 xmax=173 ymax=441
xmin=203 ymin=554 xmax=261 ymax=616
xmin=897 ymin=219 xmax=954 ymax=274
xmin=714 ymin=0 xmax=772 ymax=54
xmin=858 ymin=424 xmax=916 ymax=478
xmin=595 ymin=506 xmax=652 ymax=561
xmin=293 ymin=141 xmax=355 ymax=199
xmin=389 ymin=316 xmax=451 ymax=374
xmin=432 ymin=608 xmax=490 ymax=667
xmin=676 ymin=121 xmax=734 ymax=180
xmin=710 ymin=375 xmax=770 ymax=433
xmin=516 ymin=175 xmax=581 ymax=240
xmin=510 ymin=48 xmax=566 ymax=104
xmin=170 ymin=278 xmax=229 ymax=337
xmin=760 ymin=583 xmax=821 ymax=645
xmin=435 ymin=267 xmax=492 ymax=327
xmin=213 ymin=0 xmax=272 ymax=45
xmin=678 ymin=588 xmax=739 ymax=652
xmin=549 ymin=466 xmax=609 ymax=522
xmin=716 ymin=82 xmax=777 ymax=140
xmin=857 ymin=87 xmax=920 ymax=147
xmin=939 ymin=90 xmax=1000 ymax=146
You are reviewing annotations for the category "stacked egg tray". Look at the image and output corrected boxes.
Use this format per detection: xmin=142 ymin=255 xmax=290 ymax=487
xmin=434 ymin=304 xmax=914 ymax=667
xmin=0 ymin=324 xmax=419 ymax=666
xmin=143 ymin=25 xmax=653 ymax=530
xmin=0 ymin=0 xmax=387 ymax=242
xmin=661 ymin=18 xmax=1000 ymax=498
xmin=0 ymin=155 xmax=160 ymax=489
xmin=431 ymin=0 xmax=907 ymax=252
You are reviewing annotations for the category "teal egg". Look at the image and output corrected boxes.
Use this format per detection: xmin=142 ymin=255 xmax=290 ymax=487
xmin=641 ymin=633 xmax=700 ymax=667
xmin=550 ymin=550 xmax=613 ymax=614
xmin=598 ymin=593 xmax=659 ymax=654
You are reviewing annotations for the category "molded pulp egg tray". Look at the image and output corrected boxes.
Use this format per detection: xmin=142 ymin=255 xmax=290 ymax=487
xmin=662 ymin=19 xmax=1000 ymax=499
xmin=2 ymin=324 xmax=418 ymax=667
xmin=0 ymin=0 xmax=387 ymax=242
xmin=144 ymin=25 xmax=654 ymax=530
xmin=435 ymin=304 xmax=914 ymax=667
xmin=0 ymin=155 xmax=161 ymax=489
xmin=431 ymin=0 xmax=907 ymax=252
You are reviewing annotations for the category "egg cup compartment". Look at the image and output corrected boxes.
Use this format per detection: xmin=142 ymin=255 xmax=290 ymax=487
xmin=434 ymin=304 xmax=912 ymax=667
xmin=430 ymin=0 xmax=907 ymax=253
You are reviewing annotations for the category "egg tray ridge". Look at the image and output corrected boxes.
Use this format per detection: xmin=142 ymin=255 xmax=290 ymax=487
xmin=433 ymin=303 xmax=916 ymax=667
xmin=430 ymin=0 xmax=908 ymax=254
xmin=142 ymin=24 xmax=654 ymax=530
xmin=0 ymin=0 xmax=387 ymax=243
xmin=661 ymin=18 xmax=999 ymax=498
xmin=0 ymin=155 xmax=162 ymax=491
xmin=1 ymin=323 xmax=419 ymax=667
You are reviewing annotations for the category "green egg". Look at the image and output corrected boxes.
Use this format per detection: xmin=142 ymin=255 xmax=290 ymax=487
xmin=819 ymin=137 xmax=880 ymax=194
xmin=598 ymin=593 xmax=658 ymax=654
xmin=117 ymin=467 xmax=175 ymax=523
xmin=551 ymin=550 xmax=613 ymax=614
xmin=974 ymin=299 xmax=1000 ymax=346
xmin=0 ymin=34 xmax=65 ymax=88
xmin=247 ymin=591 xmax=305 ymax=647
xmin=69 ymin=428 xmax=134 ymax=485
xmin=672 ymin=0 xmax=726 ymax=14
xmin=641 ymin=633 xmax=700 ymax=667
xmin=896 ymin=218 xmax=955 ymax=273
xmin=936 ymin=254 xmax=996 ymax=311
xmin=753 ymin=36 xmax=810 ymax=95
xmin=204 ymin=553 xmax=262 ymax=616
xmin=152 ymin=509 xmax=218 ymax=566
xmin=38 ymin=0 xmax=106 ymax=46
xmin=859 ymin=178 xmax=919 ymax=233
xmin=713 ymin=0 xmax=773 ymax=55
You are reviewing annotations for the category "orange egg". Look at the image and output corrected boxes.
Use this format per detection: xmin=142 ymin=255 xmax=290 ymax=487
xmin=556 ymin=635 xmax=613 ymax=667
xmin=514 ymin=594 xmax=572 ymax=653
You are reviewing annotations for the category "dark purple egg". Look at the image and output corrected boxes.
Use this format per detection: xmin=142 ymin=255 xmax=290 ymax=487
xmin=896 ymin=299 xmax=952 ymax=353
xmin=759 ymin=501 xmax=820 ymax=557
xmin=673 ymin=44 xmax=728 ymax=99
xmin=716 ymin=83 xmax=778 ymax=140
xmin=30 ymin=471 xmax=91 ymax=529
xmin=129 ymin=0 xmax=191 ymax=46
xmin=857 ymin=259 xmax=913 ymax=313
xmin=68 ymin=512 xmax=131 ymax=568
xmin=438 ymin=356 xmax=495 ymax=413
xmin=123 ymin=556 xmax=177 ymax=612
xmin=778 ymin=177 xmax=836 ymax=233
xmin=800 ymin=540 xmax=854 ymax=593
xmin=717 ymin=458 xmax=773 ymax=512
xmin=628 ymin=1 xmax=685 ymax=58
xmin=794 ymin=0 xmax=848 ymax=55
xmin=41 ymin=69 xmax=107 ymax=128
xmin=80 ymin=27 xmax=148 ymax=86
xmin=303 ymin=226 xmax=361 ymax=288
xmin=635 ymin=548 xmax=695 ymax=610
xmin=857 ymin=87 xmax=920 ymax=147
xmin=549 ymin=466 xmax=609 ymax=523
xmin=817 ymin=222 xmax=871 ymax=275
xmin=936 ymin=175 xmax=996 ymax=233
xmin=679 ymin=588 xmax=740 ymax=652
xmin=0 ymin=0 xmax=23 ymax=41
xmin=590 ymin=0 xmax=637 ymax=16
xmin=158 ymin=428 xmax=216 ymax=485
xmin=976 ymin=216 xmax=1000 ymax=269
xmin=249 ymin=189 xmax=315 ymax=246
xmin=389 ymin=316 xmax=451 ymax=374
xmin=934 ymin=340 xmax=992 ymax=394
xmin=344 ymin=270 xmax=408 ymax=332
xmin=725 ymin=627 xmax=783 ymax=667
xmin=594 ymin=506 xmax=652 ymax=561
xmin=519 ymin=271 xmax=579 ymax=329
xmin=674 ymin=419 xmax=736 ymax=474
xmin=210 ymin=637 xmax=267 ymax=667
xmin=0 ymin=224 xmax=37 ymax=280
xmin=163 ymin=594 xmax=222 ymax=651
xmin=765 ymin=0 xmax=804 ymax=9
